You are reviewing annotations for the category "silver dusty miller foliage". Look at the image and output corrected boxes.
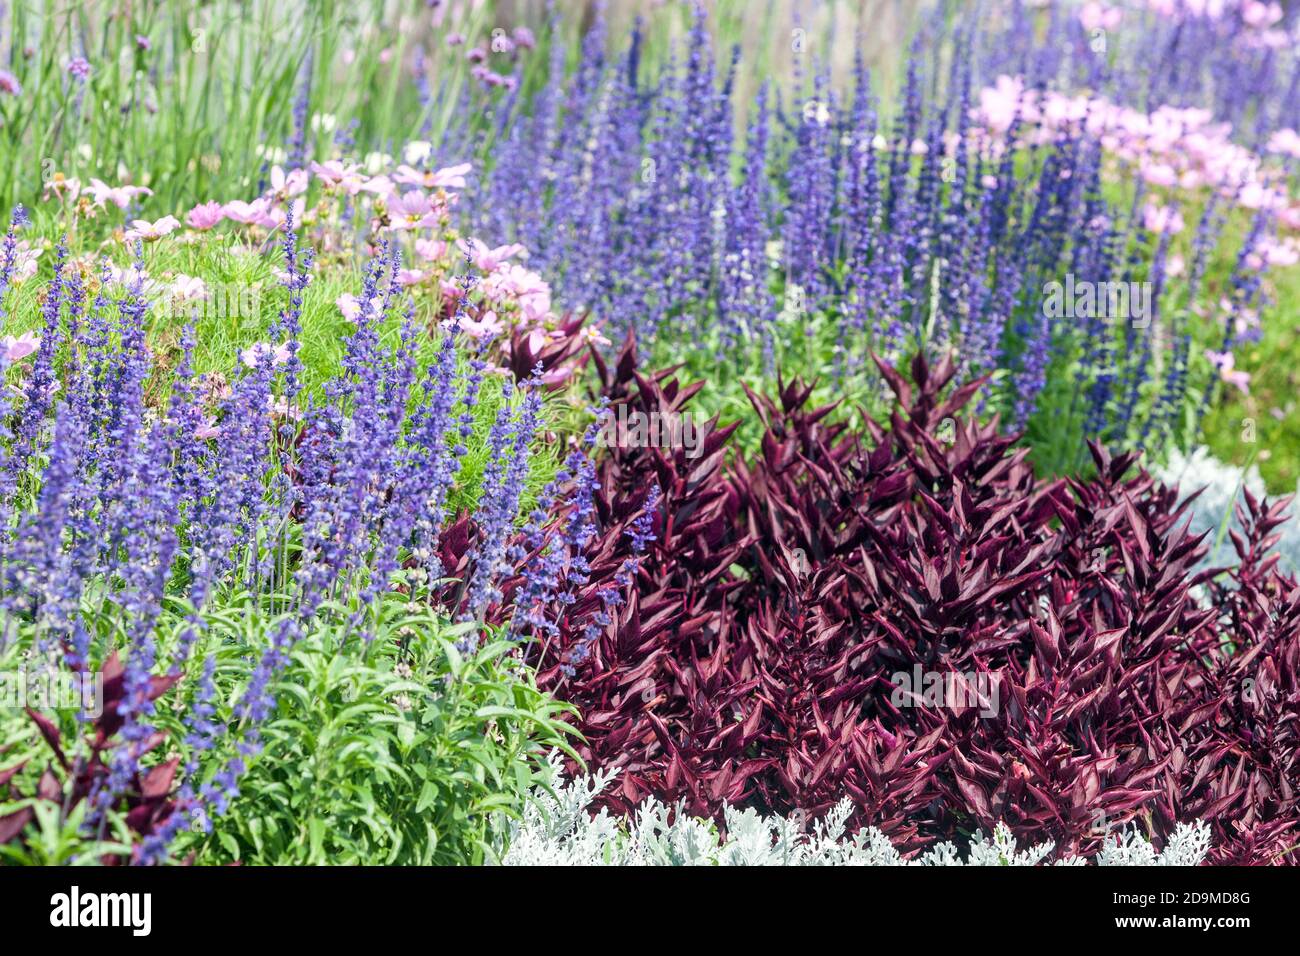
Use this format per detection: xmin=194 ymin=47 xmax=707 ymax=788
xmin=1158 ymin=445 xmax=1300 ymax=575
xmin=497 ymin=755 xmax=1211 ymax=866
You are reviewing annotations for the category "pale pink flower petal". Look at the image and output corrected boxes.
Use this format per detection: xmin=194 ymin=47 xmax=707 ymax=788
xmin=336 ymin=293 xmax=362 ymax=322
xmin=187 ymin=201 xmax=225 ymax=230
xmin=2 ymin=332 xmax=41 ymax=361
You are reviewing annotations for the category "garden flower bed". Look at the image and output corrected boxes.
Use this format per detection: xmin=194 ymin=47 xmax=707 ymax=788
xmin=0 ymin=0 xmax=1298 ymax=877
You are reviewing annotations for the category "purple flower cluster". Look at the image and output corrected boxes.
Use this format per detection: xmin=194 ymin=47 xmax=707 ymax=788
xmin=558 ymin=482 xmax=659 ymax=679
xmin=508 ymin=410 xmax=605 ymax=642
xmin=0 ymin=235 xmax=554 ymax=862
xmin=461 ymin=368 xmax=545 ymax=634
xmin=453 ymin=1 xmax=1289 ymax=460
xmin=0 ymin=204 xmax=28 ymax=319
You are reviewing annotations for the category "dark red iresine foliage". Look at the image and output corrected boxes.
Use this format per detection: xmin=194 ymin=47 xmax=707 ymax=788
xmin=523 ymin=340 xmax=1300 ymax=865
xmin=500 ymin=312 xmax=593 ymax=388
xmin=0 ymin=653 xmax=182 ymax=864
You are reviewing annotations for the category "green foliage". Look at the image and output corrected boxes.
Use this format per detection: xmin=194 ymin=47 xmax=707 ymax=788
xmin=172 ymin=605 xmax=578 ymax=866
xmin=648 ymin=303 xmax=897 ymax=461
xmin=0 ymin=802 xmax=132 ymax=866
xmin=1 ymin=586 xmax=579 ymax=866
xmin=1203 ymin=263 xmax=1300 ymax=494
xmin=0 ymin=233 xmax=567 ymax=516
xmin=0 ymin=0 xmax=505 ymax=212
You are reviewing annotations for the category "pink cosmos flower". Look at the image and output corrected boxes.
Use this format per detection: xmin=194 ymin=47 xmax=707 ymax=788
xmin=484 ymin=263 xmax=550 ymax=299
xmin=339 ymin=171 xmax=372 ymax=197
xmin=348 ymin=175 xmax=393 ymax=206
xmin=440 ymin=279 xmax=465 ymax=305
xmin=1252 ymin=27 xmax=1290 ymax=50
xmin=1246 ymin=238 xmax=1300 ymax=270
xmin=267 ymin=197 xmax=307 ymax=231
xmin=267 ymin=165 xmax=309 ymax=199
xmin=397 ymin=268 xmax=428 ymax=287
xmin=268 ymin=395 xmax=302 ymax=421
xmin=336 ymin=293 xmax=367 ymax=322
xmin=170 ymin=274 xmax=208 ymax=302
xmin=540 ymin=365 xmax=574 ymax=387
xmin=194 ymin=418 xmax=222 ymax=441
xmin=310 ymin=160 xmax=362 ymax=186
xmin=458 ymin=237 xmax=525 ymax=272
xmin=392 ymin=162 xmax=471 ymax=191
xmin=1278 ymin=204 xmax=1300 ymax=231
xmin=222 ymin=198 xmax=277 ymax=228
xmin=125 ymin=215 xmax=180 ymax=242
xmin=518 ymin=297 xmax=553 ymax=324
xmin=416 ymin=238 xmax=448 ymax=262
xmin=972 ymin=77 xmax=1285 ymax=221
xmin=1 ymin=332 xmax=40 ymax=361
xmin=1237 ymin=181 xmax=1281 ymax=212
xmin=392 ymin=165 xmax=435 ymax=189
xmin=387 ymin=191 xmax=441 ymax=231
xmin=449 ymin=310 xmax=503 ymax=339
xmin=1140 ymin=162 xmax=1178 ymax=187
xmin=520 ymin=329 xmax=551 ymax=355
xmin=1205 ymin=350 xmax=1250 ymax=396
xmin=187 ymin=201 xmax=225 ymax=230
xmin=240 ymin=341 xmax=292 ymax=368
xmin=12 ymin=242 xmax=41 ymax=282
xmin=976 ymin=75 xmax=1026 ymax=135
xmin=483 ymin=263 xmax=553 ymax=322
xmin=272 ymin=264 xmax=311 ymax=285
xmin=1141 ymin=202 xmax=1184 ymax=235
xmin=1078 ymin=2 xmax=1122 ymax=32
xmin=1040 ymin=92 xmax=1089 ymax=128
xmin=1181 ymin=0 xmax=1228 ymax=18
xmin=86 ymin=178 xmax=153 ymax=209
xmin=46 ymin=175 xmax=80 ymax=201
xmin=104 ymin=261 xmax=162 ymax=298
xmin=1242 ymin=1 xmax=1283 ymax=29
xmin=1266 ymin=128 xmax=1300 ymax=159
